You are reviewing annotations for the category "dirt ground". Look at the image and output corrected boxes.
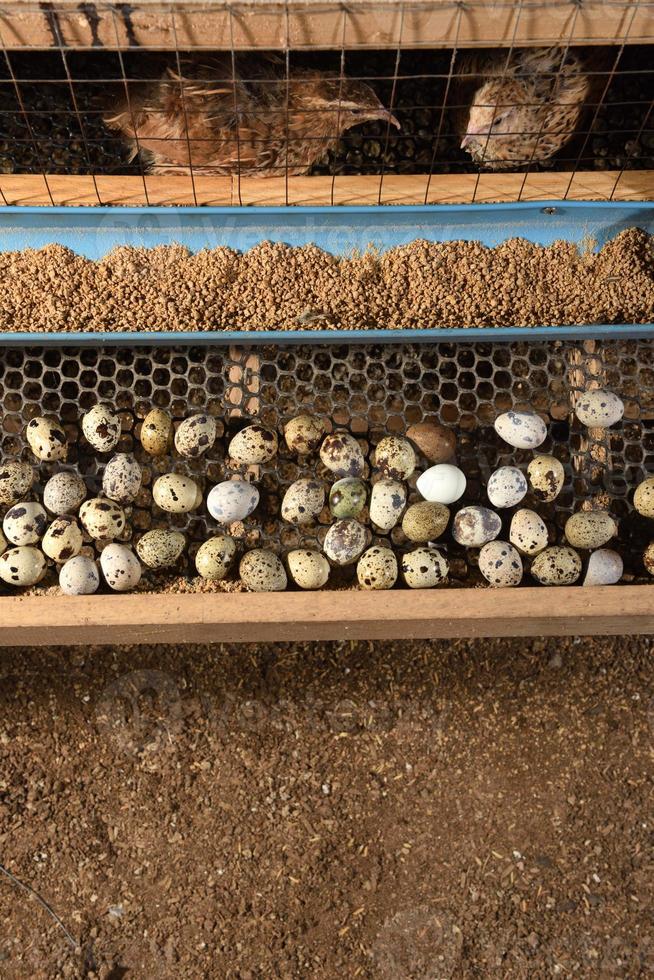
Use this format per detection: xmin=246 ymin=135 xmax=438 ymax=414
xmin=0 ymin=634 xmax=652 ymax=979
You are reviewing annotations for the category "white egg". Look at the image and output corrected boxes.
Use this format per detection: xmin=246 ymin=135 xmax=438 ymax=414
xmin=207 ymin=480 xmax=259 ymax=524
xmin=416 ymin=464 xmax=466 ymax=505
xmin=494 ymin=411 xmax=547 ymax=450
xmin=100 ymin=543 xmax=142 ymax=592
xmin=487 ymin=467 xmax=528 ymax=509
xmin=583 ymin=549 xmax=623 ymax=587
xmin=574 ymin=390 xmax=624 ymax=428
xmin=59 ymin=555 xmax=100 ymax=595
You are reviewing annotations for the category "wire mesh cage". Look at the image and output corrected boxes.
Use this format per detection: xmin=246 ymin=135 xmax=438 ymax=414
xmin=0 ymin=0 xmax=652 ymax=206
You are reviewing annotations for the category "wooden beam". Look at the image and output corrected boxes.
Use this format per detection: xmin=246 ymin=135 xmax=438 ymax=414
xmin=1 ymin=171 xmax=653 ymax=209
xmin=1 ymin=585 xmax=653 ymax=645
xmin=1 ymin=0 xmax=651 ymax=51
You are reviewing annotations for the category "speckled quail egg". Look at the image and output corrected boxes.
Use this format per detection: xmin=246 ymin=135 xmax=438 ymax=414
xmin=478 ymin=540 xmax=523 ymax=587
xmin=369 ymin=479 xmax=407 ymax=531
xmin=509 ymin=509 xmax=548 ymax=556
xmin=494 ymin=411 xmax=547 ymax=450
xmin=320 ymin=432 xmax=365 ymax=479
xmin=3 ymin=502 xmax=48 ymax=546
xmin=284 ymin=415 xmax=325 ymax=456
xmin=357 ymin=547 xmax=398 ymax=590
xmin=153 ymin=474 xmax=202 ymax=514
xmin=100 ymin=543 xmax=142 ymax=592
xmin=323 ymin=519 xmax=367 ymax=566
xmin=0 ymin=546 xmax=47 ymax=587
xmin=102 ymin=453 xmax=142 ymax=505
xmin=452 ymin=506 xmax=502 ymax=548
xmin=644 ymin=542 xmax=654 ymax=576
xmin=79 ymin=498 xmax=126 ymax=540
xmin=0 ymin=528 xmax=6 ymax=553
xmin=281 ymin=479 xmax=325 ymax=526
xmin=42 ymin=517 xmax=84 ymax=562
xmin=575 ymin=390 xmax=624 ymax=428
xmin=634 ymin=477 xmax=654 ymax=518
xmin=26 ymin=417 xmax=68 ymax=462
xmin=229 ymin=425 xmax=278 ymax=465
xmin=240 ymin=549 xmax=287 ymax=592
xmin=287 ymin=550 xmax=330 ymax=590
xmin=43 ymin=471 xmax=87 ymax=515
xmin=527 ymin=454 xmax=565 ymax=502
xmin=401 ymin=501 xmax=450 ymax=543
xmin=195 ymin=535 xmax=237 ymax=581
xmin=531 ymin=546 xmax=582 ymax=586
xmin=207 ymin=480 xmax=259 ymax=524
xmin=136 ymin=529 xmax=186 ymax=569
xmin=174 ymin=414 xmax=218 ymax=458
xmin=401 ymin=548 xmax=449 ymax=589
xmin=59 ymin=555 xmax=100 ymax=596
xmin=406 ymin=421 xmax=456 ymax=464
xmin=583 ymin=549 xmax=623 ymax=587
xmin=82 ymin=404 xmax=121 ymax=453
xmin=416 ymin=464 xmax=466 ymax=505
xmin=487 ymin=467 xmax=528 ymax=509
xmin=140 ymin=408 xmax=174 ymax=457
xmin=374 ymin=436 xmax=416 ymax=481
xmin=565 ymin=511 xmax=617 ymax=550
xmin=329 ymin=478 xmax=367 ymax=519
xmin=0 ymin=460 xmax=33 ymax=506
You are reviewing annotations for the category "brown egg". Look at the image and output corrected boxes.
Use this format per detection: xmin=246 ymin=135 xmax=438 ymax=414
xmin=406 ymin=420 xmax=456 ymax=464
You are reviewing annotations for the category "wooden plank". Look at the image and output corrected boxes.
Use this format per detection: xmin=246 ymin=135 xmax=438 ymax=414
xmin=1 ymin=0 xmax=652 ymax=50
xmin=0 ymin=585 xmax=653 ymax=645
xmin=2 ymin=171 xmax=654 ymax=209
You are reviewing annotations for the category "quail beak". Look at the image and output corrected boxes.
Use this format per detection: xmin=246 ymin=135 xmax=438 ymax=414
xmin=461 ymin=126 xmax=490 ymax=150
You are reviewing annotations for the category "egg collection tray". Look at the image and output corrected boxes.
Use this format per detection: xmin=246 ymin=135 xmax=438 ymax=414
xmin=1 ymin=337 xmax=652 ymax=587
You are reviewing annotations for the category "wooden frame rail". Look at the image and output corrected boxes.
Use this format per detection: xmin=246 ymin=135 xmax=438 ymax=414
xmin=1 ymin=585 xmax=653 ymax=645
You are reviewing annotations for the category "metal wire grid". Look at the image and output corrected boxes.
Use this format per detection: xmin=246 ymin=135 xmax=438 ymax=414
xmin=0 ymin=340 xmax=652 ymax=584
xmin=0 ymin=1 xmax=652 ymax=206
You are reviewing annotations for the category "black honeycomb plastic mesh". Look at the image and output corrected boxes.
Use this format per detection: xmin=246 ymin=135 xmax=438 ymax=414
xmin=1 ymin=339 xmax=653 ymax=584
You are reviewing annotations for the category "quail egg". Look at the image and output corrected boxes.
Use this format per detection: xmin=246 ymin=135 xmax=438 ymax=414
xmin=140 ymin=408 xmax=174 ymax=457
xmin=531 ymin=546 xmax=582 ymax=586
xmin=136 ymin=529 xmax=186 ymax=569
xmin=452 ymin=506 xmax=502 ymax=548
xmin=575 ymin=390 xmax=624 ymax=428
xmin=478 ymin=540 xmax=523 ymax=587
xmin=0 ymin=546 xmax=47 ymax=587
xmin=369 ymin=479 xmax=407 ymax=532
xmin=320 ymin=432 xmax=365 ymax=479
xmin=583 ymin=549 xmax=623 ymax=586
xmin=229 ymin=425 xmax=278 ymax=465
xmin=3 ymin=502 xmax=48 ymax=547
xmin=153 ymin=474 xmax=202 ymax=514
xmin=281 ymin=479 xmax=325 ymax=526
xmin=329 ymin=478 xmax=367 ymax=519
xmin=416 ymin=464 xmax=466 ymax=505
xmin=42 ymin=517 xmax=84 ymax=562
xmin=0 ymin=460 xmax=33 ymax=506
xmin=103 ymin=453 xmax=142 ymax=505
xmin=174 ymin=414 xmax=218 ymax=458
xmin=43 ymin=471 xmax=87 ymax=515
xmin=401 ymin=501 xmax=450 ymax=543
xmin=644 ymin=541 xmax=654 ymax=576
xmin=284 ymin=415 xmax=325 ymax=455
xmin=494 ymin=411 xmax=547 ymax=450
xmin=487 ymin=467 xmax=528 ymax=509
xmin=240 ymin=549 xmax=287 ymax=592
xmin=374 ymin=436 xmax=416 ymax=481
xmin=357 ymin=547 xmax=398 ymax=590
xmin=527 ymin=454 xmax=565 ymax=502
xmin=634 ymin=477 xmax=654 ymax=518
xmin=0 ymin=528 xmax=6 ymax=553
xmin=82 ymin=404 xmax=121 ymax=453
xmin=207 ymin=480 xmax=259 ymax=524
xmin=287 ymin=550 xmax=330 ymax=590
xmin=59 ymin=555 xmax=100 ymax=596
xmin=26 ymin=417 xmax=68 ymax=462
xmin=195 ymin=535 xmax=237 ymax=581
xmin=323 ymin=519 xmax=367 ymax=566
xmin=100 ymin=543 xmax=142 ymax=592
xmin=79 ymin=498 xmax=126 ymax=540
xmin=406 ymin=421 xmax=456 ymax=464
xmin=565 ymin=510 xmax=617 ymax=550
xmin=401 ymin=548 xmax=449 ymax=589
xmin=509 ymin=509 xmax=548 ymax=556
